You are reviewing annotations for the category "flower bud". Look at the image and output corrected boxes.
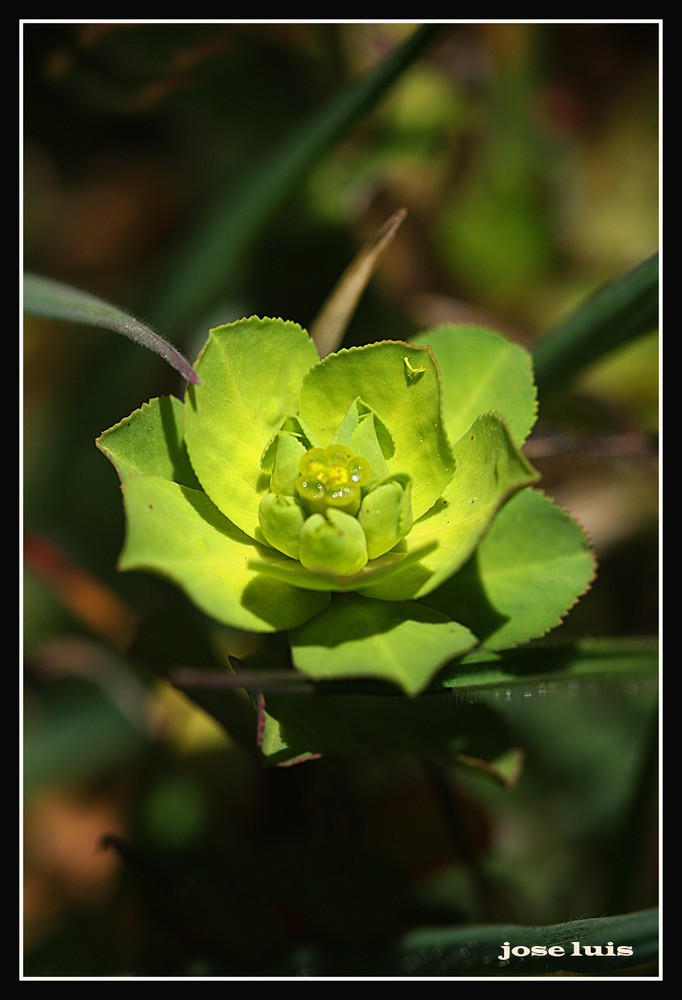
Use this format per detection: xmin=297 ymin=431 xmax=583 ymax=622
xmin=331 ymin=397 xmax=393 ymax=488
xmin=258 ymin=493 xmax=307 ymax=559
xmin=357 ymin=475 xmax=413 ymax=559
xmin=295 ymin=444 xmax=370 ymax=516
xmin=261 ymin=428 xmax=308 ymax=496
xmin=298 ymin=508 xmax=368 ymax=576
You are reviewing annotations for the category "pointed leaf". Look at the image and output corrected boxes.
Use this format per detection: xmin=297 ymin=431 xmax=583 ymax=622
xmin=310 ymin=208 xmax=407 ymax=358
xmin=183 ymin=317 xmax=319 ymax=539
xmin=97 ymin=395 xmax=200 ymax=489
xmin=288 ymin=592 xmax=476 ymax=695
xmin=532 ymin=252 xmax=659 ymax=395
xmin=23 ymin=273 xmax=200 ymax=384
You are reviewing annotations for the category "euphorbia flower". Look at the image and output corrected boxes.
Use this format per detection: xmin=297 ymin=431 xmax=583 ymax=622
xmin=97 ymin=318 xmax=595 ymax=694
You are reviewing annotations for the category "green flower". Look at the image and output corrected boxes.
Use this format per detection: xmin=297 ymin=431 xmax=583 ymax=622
xmin=97 ymin=317 xmax=595 ymax=695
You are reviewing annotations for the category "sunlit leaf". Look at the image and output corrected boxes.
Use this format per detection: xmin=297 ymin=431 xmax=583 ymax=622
xmin=184 ymin=317 xmax=319 ymax=540
xmin=421 ymin=487 xmax=597 ymax=650
xmin=289 ymin=592 xmax=476 ymax=695
xmin=118 ymin=474 xmax=331 ymax=632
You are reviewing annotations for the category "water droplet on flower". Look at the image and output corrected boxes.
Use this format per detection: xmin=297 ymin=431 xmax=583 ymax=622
xmin=295 ymin=444 xmax=370 ymax=516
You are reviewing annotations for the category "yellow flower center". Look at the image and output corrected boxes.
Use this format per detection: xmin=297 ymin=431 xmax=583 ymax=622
xmin=295 ymin=444 xmax=370 ymax=516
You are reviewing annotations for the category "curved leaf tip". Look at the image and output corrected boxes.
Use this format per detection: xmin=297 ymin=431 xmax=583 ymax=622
xmin=23 ymin=273 xmax=200 ymax=385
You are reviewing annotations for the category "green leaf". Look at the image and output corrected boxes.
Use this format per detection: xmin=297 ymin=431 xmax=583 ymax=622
xmin=388 ymin=907 xmax=658 ymax=975
xmin=413 ymin=323 xmax=537 ymax=446
xmin=23 ymin=272 xmax=200 ymax=385
xmin=310 ymin=207 xmax=407 ymax=358
xmin=357 ymin=413 xmax=540 ymax=601
xmin=422 ymin=487 xmax=597 ymax=650
xmin=177 ymin=636 xmax=657 ymax=768
xmin=200 ymin=635 xmax=657 ymax=698
xmin=435 ymin=636 xmax=658 ymax=694
xmin=288 ymin=592 xmax=477 ymax=695
xmin=532 ymin=252 xmax=659 ymax=395
xmin=183 ymin=317 xmax=319 ymax=540
xmin=96 ymin=395 xmax=200 ymax=489
xmin=259 ymin=685 xmax=522 ymax=776
xmin=258 ymin=691 xmax=362 ymax=765
xmin=248 ymin=539 xmax=438 ymax=593
xmin=118 ymin=474 xmax=330 ymax=632
xmin=299 ymin=340 xmax=455 ymax=520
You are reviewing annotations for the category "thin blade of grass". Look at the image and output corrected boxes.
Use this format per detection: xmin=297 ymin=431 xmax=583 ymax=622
xmin=532 ymin=252 xmax=659 ymax=395
xmin=23 ymin=272 xmax=200 ymax=384
xmin=310 ymin=208 xmax=407 ymax=358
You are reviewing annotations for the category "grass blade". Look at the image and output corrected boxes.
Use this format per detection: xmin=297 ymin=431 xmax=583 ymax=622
xmin=23 ymin=273 xmax=200 ymax=384
xmin=532 ymin=252 xmax=659 ymax=395
xmin=310 ymin=207 xmax=407 ymax=357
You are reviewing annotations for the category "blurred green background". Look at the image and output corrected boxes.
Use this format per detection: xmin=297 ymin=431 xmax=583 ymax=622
xmin=22 ymin=22 xmax=659 ymax=976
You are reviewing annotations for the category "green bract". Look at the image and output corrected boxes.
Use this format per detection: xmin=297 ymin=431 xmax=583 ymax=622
xmin=97 ymin=318 xmax=596 ymax=695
